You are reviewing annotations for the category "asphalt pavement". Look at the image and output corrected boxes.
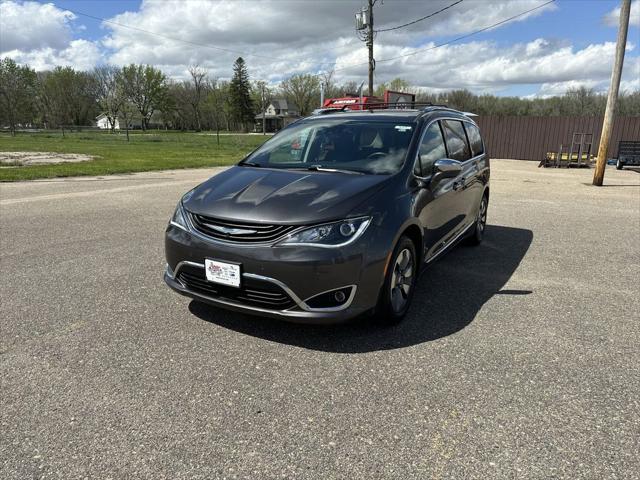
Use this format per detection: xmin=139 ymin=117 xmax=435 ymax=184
xmin=1 ymin=161 xmax=639 ymax=479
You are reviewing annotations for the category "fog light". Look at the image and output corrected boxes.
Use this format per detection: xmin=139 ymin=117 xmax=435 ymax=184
xmin=305 ymin=286 xmax=354 ymax=309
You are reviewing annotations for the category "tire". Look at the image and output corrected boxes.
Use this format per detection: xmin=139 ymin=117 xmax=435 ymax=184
xmin=616 ymin=159 xmax=624 ymax=170
xmin=374 ymin=236 xmax=418 ymax=325
xmin=467 ymin=194 xmax=488 ymax=246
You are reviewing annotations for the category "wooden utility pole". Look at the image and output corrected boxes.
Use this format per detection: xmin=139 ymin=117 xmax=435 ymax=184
xmin=367 ymin=0 xmax=375 ymax=96
xmin=355 ymin=1 xmax=376 ymax=97
xmin=261 ymin=84 xmax=266 ymax=136
xmin=593 ymin=0 xmax=631 ymax=186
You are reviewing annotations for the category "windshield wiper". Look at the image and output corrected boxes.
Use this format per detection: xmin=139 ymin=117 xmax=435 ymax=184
xmin=306 ymin=165 xmax=364 ymax=175
xmin=239 ymin=161 xmax=261 ymax=167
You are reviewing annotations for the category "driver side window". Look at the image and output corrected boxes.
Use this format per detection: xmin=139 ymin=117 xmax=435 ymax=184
xmin=415 ymin=122 xmax=447 ymax=177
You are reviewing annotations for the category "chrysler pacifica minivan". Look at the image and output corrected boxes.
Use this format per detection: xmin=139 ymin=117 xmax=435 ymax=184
xmin=164 ymin=105 xmax=490 ymax=324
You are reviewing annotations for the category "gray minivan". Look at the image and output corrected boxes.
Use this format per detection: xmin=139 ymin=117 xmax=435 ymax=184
xmin=164 ymin=105 xmax=490 ymax=324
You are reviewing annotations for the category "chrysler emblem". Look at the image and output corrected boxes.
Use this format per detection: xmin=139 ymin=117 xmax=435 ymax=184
xmin=205 ymin=224 xmax=257 ymax=236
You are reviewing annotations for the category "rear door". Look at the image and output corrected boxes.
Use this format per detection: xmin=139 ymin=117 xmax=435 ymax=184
xmin=462 ymin=121 xmax=487 ymax=211
xmin=440 ymin=119 xmax=477 ymax=228
xmin=413 ymin=121 xmax=466 ymax=260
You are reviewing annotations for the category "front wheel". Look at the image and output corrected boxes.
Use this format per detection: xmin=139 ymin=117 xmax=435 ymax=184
xmin=616 ymin=159 xmax=624 ymax=170
xmin=375 ymin=236 xmax=417 ymax=325
xmin=467 ymin=195 xmax=488 ymax=246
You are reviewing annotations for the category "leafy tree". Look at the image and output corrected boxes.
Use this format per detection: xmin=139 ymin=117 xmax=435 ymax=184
xmin=229 ymin=57 xmax=254 ymax=131
xmin=163 ymin=81 xmax=191 ymax=130
xmin=37 ymin=67 xmax=96 ymax=135
xmin=93 ymin=65 xmax=123 ymax=132
xmin=281 ymin=73 xmax=320 ymax=116
xmin=0 ymin=58 xmax=37 ymax=135
xmin=120 ymin=64 xmax=168 ymax=131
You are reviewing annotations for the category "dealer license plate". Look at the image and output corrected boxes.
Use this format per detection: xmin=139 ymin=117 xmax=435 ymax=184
xmin=204 ymin=259 xmax=241 ymax=288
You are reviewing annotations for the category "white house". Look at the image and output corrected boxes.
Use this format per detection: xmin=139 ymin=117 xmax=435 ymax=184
xmin=96 ymin=114 xmax=120 ymax=130
xmin=255 ymin=99 xmax=300 ymax=133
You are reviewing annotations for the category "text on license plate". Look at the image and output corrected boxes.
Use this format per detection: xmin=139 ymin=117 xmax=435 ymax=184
xmin=205 ymin=259 xmax=241 ymax=288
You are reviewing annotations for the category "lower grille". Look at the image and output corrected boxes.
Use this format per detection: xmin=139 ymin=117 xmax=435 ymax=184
xmin=177 ymin=265 xmax=296 ymax=310
xmin=189 ymin=213 xmax=297 ymax=244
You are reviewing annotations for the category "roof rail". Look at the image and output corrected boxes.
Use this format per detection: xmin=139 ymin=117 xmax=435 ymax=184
xmin=312 ymin=105 xmax=351 ymax=115
xmin=420 ymin=103 xmax=450 ymax=110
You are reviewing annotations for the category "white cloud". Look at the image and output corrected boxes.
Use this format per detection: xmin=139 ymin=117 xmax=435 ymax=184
xmin=3 ymin=39 xmax=103 ymax=72
xmin=0 ymin=0 xmax=75 ymax=51
xmin=0 ymin=0 xmax=102 ymax=70
xmin=603 ymin=0 xmax=640 ymax=27
xmin=330 ymin=38 xmax=639 ymax=96
xmin=100 ymin=0 xmax=557 ymax=77
xmin=0 ymin=0 xmax=637 ymax=98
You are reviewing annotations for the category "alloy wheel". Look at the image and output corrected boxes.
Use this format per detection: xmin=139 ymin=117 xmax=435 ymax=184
xmin=477 ymin=197 xmax=487 ymax=236
xmin=390 ymin=248 xmax=414 ymax=313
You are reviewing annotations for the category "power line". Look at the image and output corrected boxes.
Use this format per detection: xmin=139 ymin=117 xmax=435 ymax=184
xmin=376 ymin=0 xmax=464 ymax=33
xmin=329 ymin=0 xmax=555 ymax=75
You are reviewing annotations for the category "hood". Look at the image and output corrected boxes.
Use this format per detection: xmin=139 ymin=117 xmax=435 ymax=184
xmin=182 ymin=166 xmax=390 ymax=224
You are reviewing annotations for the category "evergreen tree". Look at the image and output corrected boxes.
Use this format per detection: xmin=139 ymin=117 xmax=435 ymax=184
xmin=229 ymin=57 xmax=254 ymax=131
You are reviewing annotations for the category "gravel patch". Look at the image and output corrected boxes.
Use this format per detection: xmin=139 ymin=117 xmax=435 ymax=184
xmin=0 ymin=151 xmax=95 ymax=166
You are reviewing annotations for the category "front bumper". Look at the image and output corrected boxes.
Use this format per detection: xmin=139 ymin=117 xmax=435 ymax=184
xmin=164 ymin=223 xmax=389 ymax=324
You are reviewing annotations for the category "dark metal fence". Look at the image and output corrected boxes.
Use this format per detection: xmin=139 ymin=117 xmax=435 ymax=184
xmin=475 ymin=116 xmax=640 ymax=161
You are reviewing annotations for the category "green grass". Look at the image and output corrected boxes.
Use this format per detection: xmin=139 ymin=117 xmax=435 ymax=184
xmin=0 ymin=131 xmax=269 ymax=181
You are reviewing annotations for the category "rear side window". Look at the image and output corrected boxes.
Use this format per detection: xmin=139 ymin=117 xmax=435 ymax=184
xmin=441 ymin=120 xmax=471 ymax=161
xmin=464 ymin=123 xmax=484 ymax=156
xmin=415 ymin=123 xmax=447 ymax=177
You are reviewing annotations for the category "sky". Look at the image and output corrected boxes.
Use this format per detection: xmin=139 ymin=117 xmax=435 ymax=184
xmin=0 ymin=0 xmax=639 ymax=97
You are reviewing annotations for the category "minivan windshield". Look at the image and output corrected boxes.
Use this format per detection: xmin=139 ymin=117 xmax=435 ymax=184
xmin=241 ymin=119 xmax=415 ymax=175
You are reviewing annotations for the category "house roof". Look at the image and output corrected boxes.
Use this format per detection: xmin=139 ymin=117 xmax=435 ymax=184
xmin=271 ymin=99 xmax=286 ymax=110
xmin=271 ymin=98 xmax=299 ymax=112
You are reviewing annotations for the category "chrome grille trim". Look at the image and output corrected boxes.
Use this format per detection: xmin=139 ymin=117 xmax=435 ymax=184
xmin=189 ymin=213 xmax=297 ymax=244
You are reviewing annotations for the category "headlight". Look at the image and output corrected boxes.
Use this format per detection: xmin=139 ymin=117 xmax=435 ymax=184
xmin=277 ymin=216 xmax=371 ymax=248
xmin=169 ymin=202 xmax=189 ymax=231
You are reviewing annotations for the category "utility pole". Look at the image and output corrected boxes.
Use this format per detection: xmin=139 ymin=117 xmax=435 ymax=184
xmin=261 ymin=83 xmax=266 ymax=136
xmin=593 ymin=0 xmax=631 ymax=186
xmin=367 ymin=0 xmax=375 ymax=96
xmin=355 ymin=1 xmax=376 ymax=97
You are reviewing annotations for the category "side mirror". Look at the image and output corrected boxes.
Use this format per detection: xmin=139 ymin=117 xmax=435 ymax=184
xmin=432 ymin=159 xmax=462 ymax=184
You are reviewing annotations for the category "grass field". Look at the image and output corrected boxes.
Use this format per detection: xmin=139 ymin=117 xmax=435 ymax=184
xmin=0 ymin=131 xmax=268 ymax=182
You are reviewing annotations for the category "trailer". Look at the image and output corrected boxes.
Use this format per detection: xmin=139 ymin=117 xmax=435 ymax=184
xmin=322 ymin=90 xmax=416 ymax=110
xmin=616 ymin=140 xmax=640 ymax=169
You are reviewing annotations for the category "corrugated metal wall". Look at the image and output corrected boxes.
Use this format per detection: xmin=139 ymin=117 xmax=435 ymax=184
xmin=474 ymin=116 xmax=640 ymax=160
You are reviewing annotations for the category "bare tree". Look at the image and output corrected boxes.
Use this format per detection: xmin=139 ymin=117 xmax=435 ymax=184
xmin=204 ymin=78 xmax=227 ymax=145
xmin=93 ymin=65 xmax=123 ymax=132
xmin=113 ymin=69 xmax=134 ymax=141
xmin=252 ymin=80 xmax=271 ymax=134
xmin=281 ymin=73 xmax=320 ymax=116
xmin=188 ymin=65 xmax=208 ymax=131
xmin=320 ymin=69 xmax=339 ymax=101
